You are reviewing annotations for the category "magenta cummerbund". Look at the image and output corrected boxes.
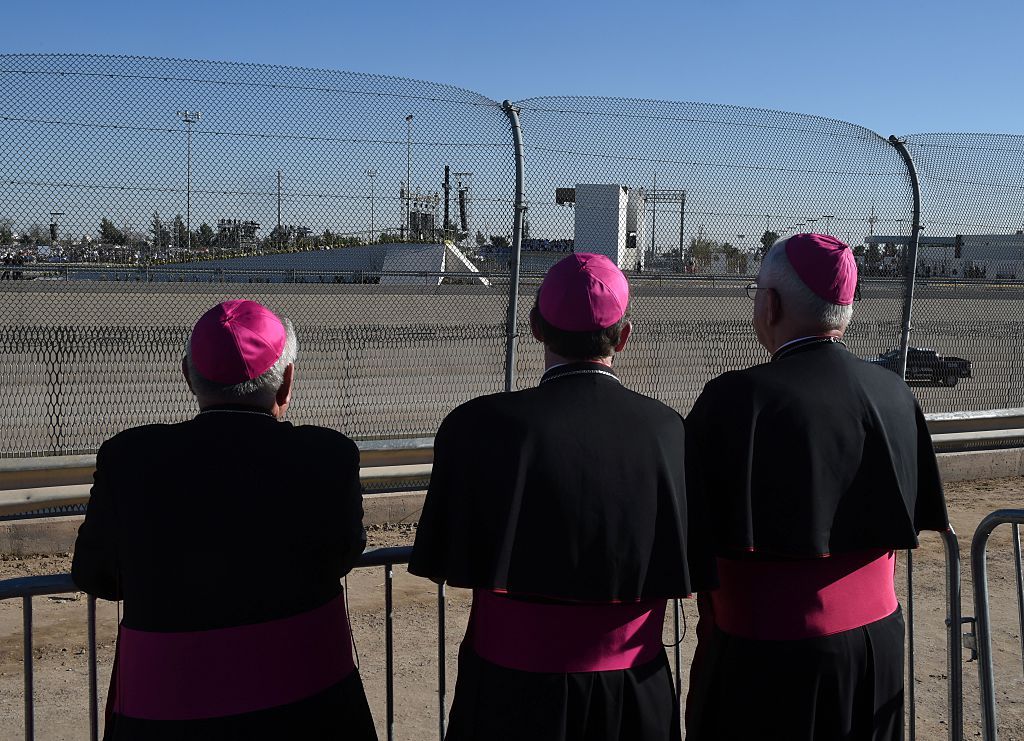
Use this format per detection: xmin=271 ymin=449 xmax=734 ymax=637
xmin=711 ymin=549 xmax=898 ymax=640
xmin=471 ymin=589 xmax=667 ymax=673
xmin=114 ymin=595 xmax=355 ymax=720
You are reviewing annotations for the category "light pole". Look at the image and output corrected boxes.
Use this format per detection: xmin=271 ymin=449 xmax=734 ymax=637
xmin=176 ymin=110 xmax=202 ymax=253
xmin=405 ymin=114 xmax=413 ymax=241
xmin=823 ymin=214 xmax=835 ymax=237
xmin=366 ymin=169 xmax=377 ymax=244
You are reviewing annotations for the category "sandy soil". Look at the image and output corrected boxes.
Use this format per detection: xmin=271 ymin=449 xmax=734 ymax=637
xmin=1 ymin=481 xmax=1022 ymax=740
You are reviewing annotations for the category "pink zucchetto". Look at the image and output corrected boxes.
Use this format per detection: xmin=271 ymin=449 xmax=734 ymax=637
xmin=783 ymin=233 xmax=858 ymax=306
xmin=190 ymin=300 xmax=287 ymax=385
xmin=538 ymin=253 xmax=630 ymax=332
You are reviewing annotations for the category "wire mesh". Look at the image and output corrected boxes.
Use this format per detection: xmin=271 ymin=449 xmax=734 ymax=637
xmin=0 ymin=54 xmax=516 ymax=455
xmin=903 ymin=133 xmax=1024 ymax=413
xmin=4 ymin=54 xmax=1024 ymax=456
xmin=511 ymin=97 xmax=915 ymax=406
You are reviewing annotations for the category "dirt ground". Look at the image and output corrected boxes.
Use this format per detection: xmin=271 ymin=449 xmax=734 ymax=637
xmin=1 ymin=478 xmax=1022 ymax=741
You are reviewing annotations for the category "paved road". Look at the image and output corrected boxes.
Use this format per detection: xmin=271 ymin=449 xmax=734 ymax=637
xmin=2 ymin=279 xmax=1022 ymax=456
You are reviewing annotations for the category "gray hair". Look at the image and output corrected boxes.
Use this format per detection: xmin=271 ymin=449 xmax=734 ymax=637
xmin=760 ymin=240 xmax=853 ymax=331
xmin=185 ymin=317 xmax=298 ymax=406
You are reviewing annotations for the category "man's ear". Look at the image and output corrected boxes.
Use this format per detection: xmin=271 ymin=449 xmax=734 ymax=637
xmin=181 ymin=357 xmax=195 ymax=393
xmin=529 ymin=307 xmax=544 ymax=343
xmin=765 ymin=288 xmax=782 ymax=327
xmin=276 ymin=363 xmax=294 ymax=409
xmin=614 ymin=321 xmax=632 ymax=353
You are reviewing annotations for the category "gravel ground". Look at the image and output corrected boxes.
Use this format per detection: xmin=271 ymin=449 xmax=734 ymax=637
xmin=1 ymin=480 xmax=1023 ymax=740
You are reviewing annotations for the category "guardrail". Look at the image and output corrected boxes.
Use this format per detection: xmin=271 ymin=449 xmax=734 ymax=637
xmin=0 ymin=438 xmax=434 ymax=518
xmin=970 ymin=509 xmax=1024 ymax=741
xmin=3 ymin=408 xmax=1023 ymax=518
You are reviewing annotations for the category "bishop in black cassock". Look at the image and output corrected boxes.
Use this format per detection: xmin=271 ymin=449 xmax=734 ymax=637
xmin=73 ymin=300 xmax=377 ymax=741
xmin=410 ymin=253 xmax=716 ymax=741
xmin=684 ymin=234 xmax=948 ymax=741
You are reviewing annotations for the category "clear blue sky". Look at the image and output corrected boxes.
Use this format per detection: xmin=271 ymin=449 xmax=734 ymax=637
xmin=6 ymin=0 xmax=1023 ymax=136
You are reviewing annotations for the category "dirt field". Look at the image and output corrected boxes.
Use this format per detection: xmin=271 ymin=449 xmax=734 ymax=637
xmin=1 ymin=478 xmax=1022 ymax=740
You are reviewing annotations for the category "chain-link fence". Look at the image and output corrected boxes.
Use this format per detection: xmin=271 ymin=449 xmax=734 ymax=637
xmin=1 ymin=54 xmax=1022 ymax=456
xmin=904 ymin=134 xmax=1024 ymax=413
xmin=0 ymin=54 xmax=516 ymax=454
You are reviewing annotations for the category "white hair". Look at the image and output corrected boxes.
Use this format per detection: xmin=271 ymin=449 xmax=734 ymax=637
xmin=185 ymin=317 xmax=298 ymax=407
xmin=760 ymin=240 xmax=853 ymax=331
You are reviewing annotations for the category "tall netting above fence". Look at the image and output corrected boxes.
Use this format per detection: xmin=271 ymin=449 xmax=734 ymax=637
xmin=0 ymin=54 xmax=516 ymax=455
xmin=511 ymin=97 xmax=915 ymax=406
xmin=903 ymin=133 xmax=1024 ymax=413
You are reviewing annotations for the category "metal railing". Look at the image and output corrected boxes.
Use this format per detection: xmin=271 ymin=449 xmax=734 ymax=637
xmin=4 ymin=408 xmax=1023 ymax=519
xmin=0 ymin=546 xmax=446 ymax=741
xmin=0 ymin=548 xmax=696 ymax=741
xmin=0 ymin=535 xmax=969 ymax=741
xmin=970 ymin=509 xmax=1024 ymax=741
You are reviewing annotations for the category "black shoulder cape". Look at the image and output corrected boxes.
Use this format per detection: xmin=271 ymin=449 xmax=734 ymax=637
xmin=685 ymin=340 xmax=948 ymax=557
xmin=409 ymin=362 xmax=717 ymax=602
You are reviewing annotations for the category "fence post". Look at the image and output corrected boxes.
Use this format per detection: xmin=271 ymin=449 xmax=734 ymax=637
xmin=502 ymin=100 xmax=526 ymax=393
xmin=969 ymin=509 xmax=1024 ymax=741
xmin=885 ymin=136 xmax=923 ymax=381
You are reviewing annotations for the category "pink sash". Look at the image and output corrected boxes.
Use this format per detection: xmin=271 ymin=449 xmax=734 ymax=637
xmin=471 ymin=589 xmax=666 ymax=673
xmin=711 ymin=550 xmax=898 ymax=640
xmin=114 ymin=596 xmax=355 ymax=720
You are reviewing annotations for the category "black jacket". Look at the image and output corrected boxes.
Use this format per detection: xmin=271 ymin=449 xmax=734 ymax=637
xmin=410 ymin=361 xmax=717 ymax=602
xmin=72 ymin=406 xmax=374 ymax=740
xmin=685 ymin=339 xmax=949 ymax=558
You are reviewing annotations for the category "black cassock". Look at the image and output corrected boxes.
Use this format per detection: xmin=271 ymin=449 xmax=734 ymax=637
xmin=683 ymin=338 xmax=949 ymax=741
xmin=72 ymin=407 xmax=377 ymax=741
xmin=410 ymin=361 xmax=716 ymax=741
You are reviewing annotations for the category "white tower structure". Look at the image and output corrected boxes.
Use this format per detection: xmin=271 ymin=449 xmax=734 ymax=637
xmin=573 ymin=184 xmax=646 ymax=271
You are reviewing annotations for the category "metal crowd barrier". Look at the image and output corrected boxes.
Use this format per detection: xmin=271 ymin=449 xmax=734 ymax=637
xmin=905 ymin=528 xmax=964 ymax=741
xmin=0 ymin=546 xmax=446 ymax=741
xmin=0 ymin=554 xmax=694 ymax=741
xmin=970 ymin=509 xmax=1024 ymax=741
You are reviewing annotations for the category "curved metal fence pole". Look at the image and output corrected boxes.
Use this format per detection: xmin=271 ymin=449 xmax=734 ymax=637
xmin=502 ymin=101 xmax=526 ymax=393
xmin=886 ymin=135 xmax=923 ymax=382
xmin=24 ymin=595 xmax=34 ymax=741
xmin=942 ymin=527 xmax=964 ymax=741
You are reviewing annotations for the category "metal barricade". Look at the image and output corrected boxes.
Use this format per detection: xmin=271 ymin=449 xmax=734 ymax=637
xmin=904 ymin=527 xmax=965 ymax=741
xmin=971 ymin=509 xmax=1024 ymax=741
xmin=0 ymin=546 xmax=447 ymax=741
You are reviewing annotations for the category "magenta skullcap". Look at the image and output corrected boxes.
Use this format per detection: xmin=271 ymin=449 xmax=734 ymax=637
xmin=783 ymin=233 xmax=858 ymax=306
xmin=190 ymin=300 xmax=287 ymax=385
xmin=538 ymin=253 xmax=630 ymax=331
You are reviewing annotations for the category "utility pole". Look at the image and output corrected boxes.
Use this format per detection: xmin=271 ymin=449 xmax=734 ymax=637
xmin=405 ymin=114 xmax=414 ymax=241
xmin=277 ymin=169 xmax=282 ymax=235
xmin=367 ymin=169 xmax=377 ymax=243
xmin=650 ymin=172 xmax=657 ymax=266
xmin=176 ymin=110 xmax=202 ymax=253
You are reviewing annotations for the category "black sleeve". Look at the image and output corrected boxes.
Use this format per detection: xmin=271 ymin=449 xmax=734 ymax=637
xmin=408 ymin=412 xmax=460 ymax=583
xmin=913 ymin=403 xmax=950 ymax=533
xmin=71 ymin=442 xmax=122 ymax=600
xmin=684 ymin=390 xmax=721 ymax=587
xmin=332 ymin=438 xmax=367 ymax=578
